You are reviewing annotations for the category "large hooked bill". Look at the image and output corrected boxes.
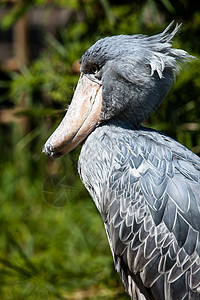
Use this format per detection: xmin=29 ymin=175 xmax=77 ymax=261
xmin=43 ymin=74 xmax=102 ymax=158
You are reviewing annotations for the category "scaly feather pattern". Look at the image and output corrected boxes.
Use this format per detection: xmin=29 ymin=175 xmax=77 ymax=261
xmin=79 ymin=122 xmax=200 ymax=300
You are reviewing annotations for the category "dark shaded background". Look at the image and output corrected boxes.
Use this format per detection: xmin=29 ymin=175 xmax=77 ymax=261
xmin=0 ymin=1 xmax=199 ymax=299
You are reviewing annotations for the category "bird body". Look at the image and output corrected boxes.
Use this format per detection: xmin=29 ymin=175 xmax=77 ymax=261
xmin=44 ymin=23 xmax=200 ymax=299
xmin=79 ymin=121 xmax=200 ymax=299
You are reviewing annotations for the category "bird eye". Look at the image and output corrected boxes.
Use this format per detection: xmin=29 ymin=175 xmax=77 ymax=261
xmin=90 ymin=65 xmax=99 ymax=74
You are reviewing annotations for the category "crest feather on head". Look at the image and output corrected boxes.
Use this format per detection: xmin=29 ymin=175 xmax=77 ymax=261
xmin=81 ymin=21 xmax=195 ymax=80
xmin=141 ymin=21 xmax=195 ymax=78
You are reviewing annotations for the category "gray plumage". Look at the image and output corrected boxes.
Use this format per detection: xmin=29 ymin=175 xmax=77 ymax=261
xmin=79 ymin=23 xmax=200 ymax=299
xmin=45 ymin=22 xmax=200 ymax=299
xmin=79 ymin=124 xmax=200 ymax=299
xmin=81 ymin=23 xmax=193 ymax=125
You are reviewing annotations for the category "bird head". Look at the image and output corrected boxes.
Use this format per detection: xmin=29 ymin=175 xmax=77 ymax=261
xmin=44 ymin=22 xmax=194 ymax=158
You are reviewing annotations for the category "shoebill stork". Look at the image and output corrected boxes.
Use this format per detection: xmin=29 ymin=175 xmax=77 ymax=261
xmin=43 ymin=23 xmax=200 ymax=299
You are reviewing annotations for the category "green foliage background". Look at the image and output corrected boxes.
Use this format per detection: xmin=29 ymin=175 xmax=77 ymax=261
xmin=0 ymin=1 xmax=200 ymax=299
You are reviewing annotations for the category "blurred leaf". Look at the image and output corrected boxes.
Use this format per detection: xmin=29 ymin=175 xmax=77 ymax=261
xmin=160 ymin=0 xmax=175 ymax=13
xmin=1 ymin=3 xmax=31 ymax=30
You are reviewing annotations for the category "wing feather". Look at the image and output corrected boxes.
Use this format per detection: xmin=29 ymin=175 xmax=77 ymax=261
xmin=79 ymin=126 xmax=200 ymax=299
